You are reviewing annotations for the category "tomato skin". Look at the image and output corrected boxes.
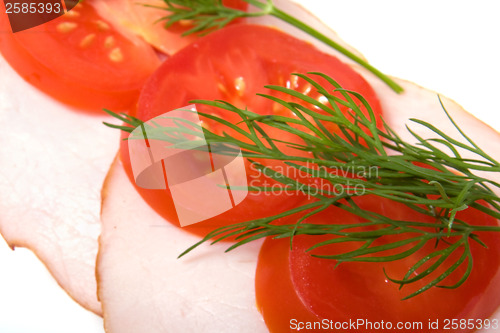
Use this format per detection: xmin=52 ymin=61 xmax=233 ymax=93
xmin=89 ymin=0 xmax=249 ymax=56
xmin=255 ymin=237 xmax=320 ymax=331
xmin=120 ymin=24 xmax=383 ymax=236
xmin=256 ymin=196 xmax=500 ymax=333
xmin=0 ymin=1 xmax=161 ymax=111
xmin=222 ymin=0 xmax=248 ymax=10
xmin=0 ymin=0 xmax=249 ymax=111
xmin=120 ymin=133 xmax=311 ymax=236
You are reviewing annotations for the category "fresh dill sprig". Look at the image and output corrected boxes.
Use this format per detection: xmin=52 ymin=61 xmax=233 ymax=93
xmin=104 ymin=72 xmax=500 ymax=298
xmin=156 ymin=0 xmax=403 ymax=93
xmin=103 ymin=110 xmax=143 ymax=132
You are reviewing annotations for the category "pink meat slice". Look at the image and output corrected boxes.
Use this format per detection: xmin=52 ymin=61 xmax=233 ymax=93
xmin=97 ymin=69 xmax=500 ymax=331
xmin=98 ymin=157 xmax=267 ymax=333
xmin=0 ymin=54 xmax=119 ymax=314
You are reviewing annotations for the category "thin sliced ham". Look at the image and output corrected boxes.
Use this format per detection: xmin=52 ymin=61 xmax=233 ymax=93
xmin=96 ymin=2 xmax=500 ymax=331
xmin=97 ymin=69 xmax=500 ymax=331
xmin=89 ymin=0 xmax=197 ymax=55
xmin=98 ymin=157 xmax=267 ymax=332
xmin=0 ymin=54 xmax=118 ymax=314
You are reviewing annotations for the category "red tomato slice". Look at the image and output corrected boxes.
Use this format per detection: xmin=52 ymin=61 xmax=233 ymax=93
xmin=90 ymin=0 xmax=248 ymax=55
xmin=0 ymin=1 xmax=161 ymax=110
xmin=120 ymin=24 xmax=383 ymax=237
xmin=256 ymin=196 xmax=500 ymax=332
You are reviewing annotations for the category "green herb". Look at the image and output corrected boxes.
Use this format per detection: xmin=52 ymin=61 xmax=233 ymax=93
xmin=104 ymin=72 xmax=500 ymax=299
xmin=154 ymin=0 xmax=403 ymax=93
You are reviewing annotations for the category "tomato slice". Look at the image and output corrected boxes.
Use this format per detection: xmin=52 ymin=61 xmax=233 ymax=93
xmin=0 ymin=0 xmax=161 ymax=110
xmin=120 ymin=24 xmax=383 ymax=237
xmin=256 ymin=197 xmax=500 ymax=332
xmin=90 ymin=0 xmax=248 ymax=55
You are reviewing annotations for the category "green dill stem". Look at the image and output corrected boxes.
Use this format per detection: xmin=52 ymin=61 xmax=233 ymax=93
xmin=248 ymin=1 xmax=404 ymax=93
xmin=160 ymin=0 xmax=403 ymax=93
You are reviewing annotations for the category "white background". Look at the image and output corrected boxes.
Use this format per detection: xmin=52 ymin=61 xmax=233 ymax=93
xmin=0 ymin=1 xmax=499 ymax=332
xmin=304 ymin=0 xmax=500 ymax=132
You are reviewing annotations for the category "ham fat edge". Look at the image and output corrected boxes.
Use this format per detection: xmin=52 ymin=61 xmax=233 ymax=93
xmin=0 ymin=53 xmax=118 ymax=315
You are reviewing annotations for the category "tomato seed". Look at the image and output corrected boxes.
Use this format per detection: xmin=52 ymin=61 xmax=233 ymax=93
xmin=109 ymin=48 xmax=124 ymax=62
xmin=104 ymin=36 xmax=115 ymax=49
xmin=80 ymin=34 xmax=96 ymax=48
xmin=95 ymin=20 xmax=110 ymax=31
xmin=217 ymin=83 xmax=228 ymax=95
xmin=234 ymin=77 xmax=246 ymax=97
xmin=65 ymin=10 xmax=80 ymax=18
xmin=56 ymin=22 xmax=78 ymax=33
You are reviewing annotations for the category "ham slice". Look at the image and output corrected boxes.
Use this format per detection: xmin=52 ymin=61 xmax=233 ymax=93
xmin=96 ymin=1 xmax=500 ymax=331
xmin=97 ymin=71 xmax=500 ymax=332
xmin=0 ymin=54 xmax=118 ymax=314
xmin=98 ymin=157 xmax=267 ymax=332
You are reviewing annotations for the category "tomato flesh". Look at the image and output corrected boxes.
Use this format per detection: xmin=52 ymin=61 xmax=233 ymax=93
xmin=120 ymin=24 xmax=383 ymax=237
xmin=89 ymin=0 xmax=248 ymax=55
xmin=0 ymin=0 xmax=161 ymax=110
xmin=256 ymin=196 xmax=500 ymax=332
